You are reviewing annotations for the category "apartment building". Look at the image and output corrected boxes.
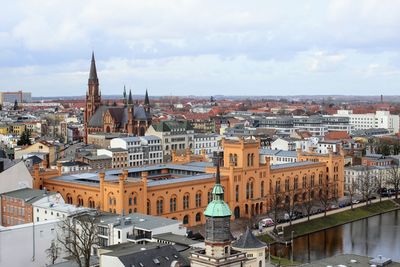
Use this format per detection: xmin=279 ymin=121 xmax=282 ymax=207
xmin=146 ymin=120 xmax=194 ymax=160
xmin=98 ymin=148 xmax=129 ymax=169
xmin=0 ymin=188 xmax=54 ymax=226
xmin=110 ymin=135 xmax=163 ymax=166
xmin=194 ymin=133 xmax=220 ymax=155
xmin=335 ymin=110 xmax=400 ymax=134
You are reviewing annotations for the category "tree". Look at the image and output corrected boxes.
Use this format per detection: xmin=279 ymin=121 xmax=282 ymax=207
xmin=46 ymin=240 xmax=61 ymax=265
xmin=57 ymin=211 xmax=99 ymax=267
xmin=319 ymin=183 xmax=331 ymax=217
xmin=347 ymin=178 xmax=358 ymax=210
xmin=17 ymin=130 xmax=32 ymax=146
xmin=358 ymin=166 xmax=377 ymax=205
xmin=13 ymin=99 xmax=18 ymax=110
xmin=303 ymin=186 xmax=314 ymax=221
xmin=283 ymin=194 xmax=297 ymax=226
xmin=388 ymin=161 xmax=400 ymax=200
xmin=269 ymin=190 xmax=283 ymax=233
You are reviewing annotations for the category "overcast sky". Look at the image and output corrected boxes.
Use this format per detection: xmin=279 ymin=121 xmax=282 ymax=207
xmin=1 ymin=0 xmax=400 ymax=97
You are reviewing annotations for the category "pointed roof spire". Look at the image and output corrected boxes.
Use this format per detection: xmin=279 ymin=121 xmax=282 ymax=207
xmin=128 ymin=89 xmax=133 ymax=105
xmin=89 ymin=51 xmax=98 ymax=81
xmin=144 ymin=89 xmax=150 ymax=106
xmin=232 ymin=227 xmax=267 ymax=249
xmin=215 ymin=154 xmax=221 ymax=185
xmin=123 ymin=85 xmax=126 ymax=98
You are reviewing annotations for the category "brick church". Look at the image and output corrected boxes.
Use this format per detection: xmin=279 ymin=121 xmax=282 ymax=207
xmin=84 ymin=53 xmax=152 ymax=143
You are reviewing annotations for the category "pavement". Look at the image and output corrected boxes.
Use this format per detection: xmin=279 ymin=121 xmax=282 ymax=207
xmin=253 ymin=196 xmax=399 ymax=238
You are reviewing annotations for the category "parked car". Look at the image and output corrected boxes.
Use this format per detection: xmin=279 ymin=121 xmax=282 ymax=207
xmin=352 ymin=199 xmax=360 ymax=204
xmin=259 ymin=218 xmax=275 ymax=227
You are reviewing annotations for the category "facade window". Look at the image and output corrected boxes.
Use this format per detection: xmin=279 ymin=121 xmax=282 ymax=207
xmin=208 ymin=191 xmax=212 ymax=203
xmin=195 ymin=192 xmax=202 ymax=208
xmin=246 ymin=180 xmax=254 ymax=199
xmin=183 ymin=194 xmax=190 ymax=209
xmin=294 ymin=177 xmax=298 ymax=190
xmin=170 ymin=196 xmax=177 ymax=212
xmin=183 ymin=215 xmax=189 ymax=225
xmin=128 ymin=198 xmax=132 ymax=206
xmin=195 ymin=212 xmax=201 ymax=222
xmin=235 ymin=185 xmax=239 ymax=202
xmin=302 ymin=176 xmax=307 ymax=189
xmin=260 ymin=181 xmax=264 ymax=197
xmin=285 ymin=179 xmax=289 ymax=192
xmin=276 ymin=180 xmax=281 ymax=193
xmin=156 ymin=198 xmax=164 ymax=215
xmin=147 ymin=199 xmax=151 ymax=215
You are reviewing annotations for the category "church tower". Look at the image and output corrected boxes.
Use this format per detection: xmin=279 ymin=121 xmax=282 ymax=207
xmin=144 ymin=89 xmax=150 ymax=113
xmin=127 ymin=89 xmax=135 ymax=134
xmin=190 ymin=157 xmax=247 ymax=267
xmin=84 ymin=52 xmax=102 ymax=143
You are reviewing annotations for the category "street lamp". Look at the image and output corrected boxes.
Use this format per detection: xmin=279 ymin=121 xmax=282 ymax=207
xmin=291 ymin=231 xmax=294 ymax=263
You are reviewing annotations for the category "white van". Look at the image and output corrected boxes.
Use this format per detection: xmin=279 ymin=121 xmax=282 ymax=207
xmin=259 ymin=218 xmax=274 ymax=227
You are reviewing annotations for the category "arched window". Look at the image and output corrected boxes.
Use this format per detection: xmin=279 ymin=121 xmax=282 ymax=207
xmin=195 ymin=212 xmax=201 ymax=222
xmin=147 ymin=199 xmax=151 ymax=215
xmin=128 ymin=197 xmax=132 ymax=206
xmin=233 ymin=154 xmax=238 ymax=166
xmin=311 ymin=174 xmax=315 ymax=187
xmin=294 ymin=176 xmax=299 ymax=190
xmin=183 ymin=215 xmax=189 ymax=225
xmin=195 ymin=192 xmax=202 ymax=207
xmin=170 ymin=196 xmax=177 ymax=212
xmin=156 ymin=198 xmax=164 ymax=215
xmin=246 ymin=179 xmax=254 ymax=199
xmin=276 ymin=180 xmax=281 ymax=193
xmin=260 ymin=181 xmax=264 ymax=197
xmin=302 ymin=175 xmax=307 ymax=189
xmin=319 ymin=172 xmax=323 ymax=185
xmin=66 ymin=194 xmax=73 ymax=204
xmin=208 ymin=190 xmax=213 ymax=203
xmin=183 ymin=194 xmax=190 ymax=209
xmin=251 ymin=153 xmax=254 ymax=166
xmin=77 ymin=196 xmax=83 ymax=207
xmin=129 ymin=208 xmax=132 ymax=214
xmin=285 ymin=178 xmax=290 ymax=192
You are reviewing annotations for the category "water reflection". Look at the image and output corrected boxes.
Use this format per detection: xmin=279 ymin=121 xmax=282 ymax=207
xmin=270 ymin=210 xmax=400 ymax=263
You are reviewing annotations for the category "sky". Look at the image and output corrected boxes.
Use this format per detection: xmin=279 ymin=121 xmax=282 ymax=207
xmin=1 ymin=0 xmax=400 ymax=97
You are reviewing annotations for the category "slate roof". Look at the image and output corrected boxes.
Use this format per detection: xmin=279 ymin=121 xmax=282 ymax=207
xmin=88 ymin=106 xmax=151 ymax=128
xmin=1 ymin=188 xmax=54 ymax=203
xmin=153 ymin=120 xmax=194 ymax=132
xmin=105 ymin=244 xmax=190 ymax=267
xmin=232 ymin=227 xmax=267 ymax=249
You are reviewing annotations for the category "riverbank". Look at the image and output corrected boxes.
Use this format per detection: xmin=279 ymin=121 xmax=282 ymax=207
xmin=282 ymin=200 xmax=399 ymax=239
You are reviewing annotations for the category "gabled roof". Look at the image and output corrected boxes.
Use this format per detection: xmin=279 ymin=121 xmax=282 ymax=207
xmin=232 ymin=227 xmax=267 ymax=249
xmin=324 ymin=131 xmax=351 ymax=141
xmin=153 ymin=120 xmax=194 ymax=132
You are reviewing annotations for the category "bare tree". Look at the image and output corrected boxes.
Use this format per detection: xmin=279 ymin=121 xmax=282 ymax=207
xmin=319 ymin=182 xmax=334 ymax=217
xmin=269 ymin=191 xmax=283 ymax=233
xmin=57 ymin=211 xmax=100 ymax=267
xmin=376 ymin=170 xmax=385 ymax=203
xmin=283 ymin=194 xmax=296 ymax=226
xmin=46 ymin=239 xmax=61 ymax=265
xmin=347 ymin=178 xmax=358 ymax=210
xmin=388 ymin=161 xmax=400 ymax=200
xmin=303 ymin=186 xmax=314 ymax=221
xmin=358 ymin=166 xmax=377 ymax=206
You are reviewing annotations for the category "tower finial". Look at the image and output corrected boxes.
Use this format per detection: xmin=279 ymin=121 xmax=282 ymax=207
xmin=216 ymin=154 xmax=221 ymax=184
xmin=89 ymin=51 xmax=98 ymax=81
xmin=128 ymin=89 xmax=133 ymax=105
xmin=144 ymin=89 xmax=150 ymax=106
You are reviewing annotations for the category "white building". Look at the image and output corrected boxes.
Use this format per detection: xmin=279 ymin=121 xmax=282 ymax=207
xmin=194 ymin=133 xmax=220 ymax=155
xmin=110 ymin=135 xmax=163 ymax=166
xmin=335 ymin=110 xmax=400 ymax=134
xmin=344 ymin=165 xmax=396 ymax=194
xmin=259 ymin=149 xmax=298 ymax=165
xmin=0 ymin=219 xmax=61 ymax=267
xmin=145 ymin=120 xmax=195 ymax=160
xmin=0 ymin=160 xmax=32 ymax=194
xmin=96 ymin=213 xmax=186 ymax=247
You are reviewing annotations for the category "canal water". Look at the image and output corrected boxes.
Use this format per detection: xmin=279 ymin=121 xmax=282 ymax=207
xmin=270 ymin=210 xmax=400 ymax=263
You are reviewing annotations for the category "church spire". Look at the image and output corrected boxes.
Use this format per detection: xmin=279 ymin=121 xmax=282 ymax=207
xmin=89 ymin=51 xmax=98 ymax=82
xmin=128 ymin=89 xmax=133 ymax=105
xmin=144 ymin=89 xmax=150 ymax=106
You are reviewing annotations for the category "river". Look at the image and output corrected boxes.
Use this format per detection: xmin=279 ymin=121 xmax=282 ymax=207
xmin=270 ymin=209 xmax=400 ymax=263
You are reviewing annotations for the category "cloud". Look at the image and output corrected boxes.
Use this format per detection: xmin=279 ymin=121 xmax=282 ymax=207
xmin=0 ymin=0 xmax=400 ymax=95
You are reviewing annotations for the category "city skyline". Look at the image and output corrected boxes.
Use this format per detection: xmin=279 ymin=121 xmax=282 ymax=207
xmin=1 ymin=1 xmax=400 ymax=96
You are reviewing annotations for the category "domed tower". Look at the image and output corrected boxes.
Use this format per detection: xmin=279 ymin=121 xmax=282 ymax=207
xmin=190 ymin=156 xmax=248 ymax=267
xmin=203 ymin=157 xmax=234 ymax=257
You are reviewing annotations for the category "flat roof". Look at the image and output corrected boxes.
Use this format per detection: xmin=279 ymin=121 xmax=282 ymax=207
xmin=270 ymin=161 xmax=322 ymax=170
xmin=99 ymin=212 xmax=180 ymax=230
xmin=147 ymin=173 xmax=215 ymax=187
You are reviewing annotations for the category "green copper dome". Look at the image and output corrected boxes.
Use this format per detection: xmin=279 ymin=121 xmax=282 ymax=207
xmin=204 ymin=160 xmax=232 ymax=218
xmin=204 ymin=198 xmax=232 ymax=217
